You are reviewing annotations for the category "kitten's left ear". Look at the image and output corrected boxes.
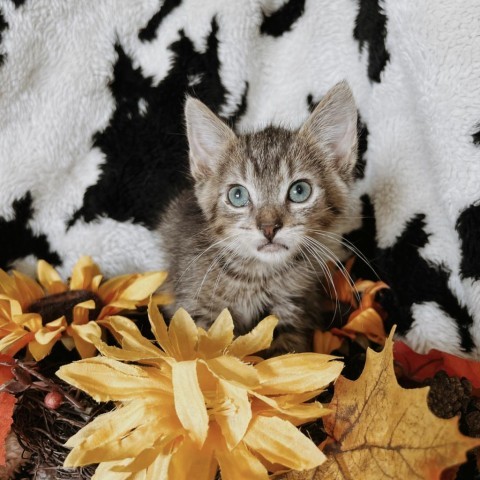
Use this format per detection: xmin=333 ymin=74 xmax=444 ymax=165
xmin=300 ymin=80 xmax=358 ymax=179
xmin=185 ymin=97 xmax=236 ymax=180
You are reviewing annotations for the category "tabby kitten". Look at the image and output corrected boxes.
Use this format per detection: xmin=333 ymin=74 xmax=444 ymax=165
xmin=158 ymin=81 xmax=358 ymax=353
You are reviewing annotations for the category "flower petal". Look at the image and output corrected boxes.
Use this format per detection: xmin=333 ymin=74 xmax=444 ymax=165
xmin=34 ymin=326 xmax=65 ymax=348
xmin=216 ymin=439 xmax=269 ymax=480
xmin=29 ymin=337 xmax=59 ymax=361
xmin=251 ymin=392 xmax=331 ymax=426
xmin=227 ymin=316 xmax=278 ymax=359
xmin=65 ymin=401 xmax=147 ymax=465
xmin=0 ymin=330 xmax=33 ymax=356
xmin=198 ymin=309 xmax=234 ymax=359
xmin=70 ymin=322 xmax=102 ymax=359
xmin=117 ymin=272 xmax=168 ymax=302
xmin=57 ymin=357 xmax=171 ymax=402
xmin=207 ymin=355 xmax=259 ymax=389
xmin=99 ymin=316 xmax=163 ymax=358
xmin=70 ymin=256 xmax=101 ymax=290
xmin=243 ymin=415 xmax=326 ymax=470
xmin=214 ymin=379 xmax=251 ymax=450
xmin=172 ymin=360 xmax=208 ymax=447
xmin=148 ymin=300 xmax=175 ymax=356
xmin=67 ymin=410 xmax=179 ymax=466
xmin=169 ymin=309 xmax=198 ymax=361
xmin=92 ymin=459 xmax=132 ymax=480
xmin=113 ymin=433 xmax=181 ymax=475
xmin=37 ymin=260 xmax=67 ymax=294
xmin=168 ymin=436 xmax=217 ymax=480
xmin=344 ymin=307 xmax=387 ymax=344
xmin=12 ymin=271 xmax=44 ymax=307
xmin=254 ymin=353 xmax=343 ymax=395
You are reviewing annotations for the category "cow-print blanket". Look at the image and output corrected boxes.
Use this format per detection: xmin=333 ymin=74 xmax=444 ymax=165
xmin=0 ymin=0 xmax=479 ymax=358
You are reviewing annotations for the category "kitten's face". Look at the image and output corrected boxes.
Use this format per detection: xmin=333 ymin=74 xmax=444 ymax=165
xmin=185 ymin=81 xmax=358 ymax=266
xmin=196 ymin=129 xmax=351 ymax=264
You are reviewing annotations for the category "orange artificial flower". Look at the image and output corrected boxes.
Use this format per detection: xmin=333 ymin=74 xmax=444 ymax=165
xmin=0 ymin=256 xmax=169 ymax=360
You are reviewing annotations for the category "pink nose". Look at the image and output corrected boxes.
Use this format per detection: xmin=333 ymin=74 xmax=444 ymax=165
xmin=260 ymin=223 xmax=282 ymax=242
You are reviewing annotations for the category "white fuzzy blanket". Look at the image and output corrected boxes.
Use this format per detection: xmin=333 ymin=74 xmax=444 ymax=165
xmin=1 ymin=0 xmax=479 ymax=357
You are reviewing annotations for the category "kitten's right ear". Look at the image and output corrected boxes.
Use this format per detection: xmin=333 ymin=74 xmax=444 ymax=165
xmin=185 ymin=97 xmax=236 ymax=180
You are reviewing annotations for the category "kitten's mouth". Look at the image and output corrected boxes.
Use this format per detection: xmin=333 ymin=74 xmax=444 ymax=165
xmin=257 ymin=242 xmax=288 ymax=253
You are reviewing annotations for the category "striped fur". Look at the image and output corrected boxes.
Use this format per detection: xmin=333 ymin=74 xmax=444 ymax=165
xmin=158 ymin=82 xmax=358 ymax=354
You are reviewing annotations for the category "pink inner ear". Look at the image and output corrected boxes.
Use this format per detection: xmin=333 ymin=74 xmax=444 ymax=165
xmin=189 ymin=132 xmax=215 ymax=177
xmin=331 ymin=117 xmax=357 ymax=162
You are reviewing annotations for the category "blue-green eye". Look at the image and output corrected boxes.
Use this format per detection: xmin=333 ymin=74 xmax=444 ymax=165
xmin=227 ymin=185 xmax=250 ymax=207
xmin=288 ymin=181 xmax=312 ymax=203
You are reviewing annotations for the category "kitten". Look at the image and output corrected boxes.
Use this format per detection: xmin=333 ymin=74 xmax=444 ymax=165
xmin=158 ymin=81 xmax=358 ymax=354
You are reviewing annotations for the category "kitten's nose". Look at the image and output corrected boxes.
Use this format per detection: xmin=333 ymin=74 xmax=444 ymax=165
xmin=260 ymin=223 xmax=282 ymax=242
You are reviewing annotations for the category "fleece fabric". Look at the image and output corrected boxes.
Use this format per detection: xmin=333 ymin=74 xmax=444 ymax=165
xmin=0 ymin=0 xmax=479 ymax=357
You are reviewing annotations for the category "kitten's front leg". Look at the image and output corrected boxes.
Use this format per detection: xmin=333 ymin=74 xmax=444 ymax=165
xmin=264 ymin=303 xmax=315 ymax=357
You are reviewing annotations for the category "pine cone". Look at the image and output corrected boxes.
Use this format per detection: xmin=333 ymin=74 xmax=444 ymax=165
xmin=427 ymin=371 xmax=472 ymax=419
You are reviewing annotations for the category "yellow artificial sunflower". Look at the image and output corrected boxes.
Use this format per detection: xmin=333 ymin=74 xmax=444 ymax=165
xmin=57 ymin=301 xmax=343 ymax=479
xmin=0 ymin=257 xmax=170 ymax=360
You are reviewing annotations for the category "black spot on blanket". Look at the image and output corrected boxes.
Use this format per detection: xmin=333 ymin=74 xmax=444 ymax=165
xmin=0 ymin=193 xmax=61 ymax=270
xmin=139 ymin=0 xmax=182 ymax=42
xmin=355 ymin=114 xmax=368 ymax=179
xmin=343 ymin=195 xmax=378 ymax=281
xmin=353 ymin=0 xmax=390 ymax=83
xmin=227 ymin=82 xmax=249 ymax=127
xmin=0 ymin=8 xmax=7 ymax=67
xmin=378 ymin=214 xmax=474 ymax=353
xmin=10 ymin=0 xmax=26 ymax=7
xmin=473 ymin=126 xmax=480 ymax=145
xmin=456 ymin=201 xmax=480 ymax=281
xmin=70 ymin=19 xmax=244 ymax=230
xmin=260 ymin=0 xmax=305 ymax=37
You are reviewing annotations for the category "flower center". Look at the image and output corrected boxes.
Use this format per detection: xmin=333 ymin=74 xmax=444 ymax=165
xmin=27 ymin=290 xmax=104 ymax=324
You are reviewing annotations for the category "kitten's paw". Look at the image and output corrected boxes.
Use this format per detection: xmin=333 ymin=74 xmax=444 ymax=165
xmin=262 ymin=324 xmax=313 ymax=357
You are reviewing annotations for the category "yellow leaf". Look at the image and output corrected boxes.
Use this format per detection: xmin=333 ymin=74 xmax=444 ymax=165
xmin=255 ymin=353 xmax=343 ymax=395
xmin=172 ymin=360 xmax=209 ymax=446
xmin=244 ymin=415 xmax=326 ymax=470
xmin=227 ymin=315 xmax=278 ymax=359
xmin=279 ymin=330 xmax=480 ymax=480
xmin=169 ymin=309 xmax=199 ymax=360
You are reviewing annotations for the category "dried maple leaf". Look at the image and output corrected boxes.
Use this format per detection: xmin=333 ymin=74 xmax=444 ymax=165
xmin=280 ymin=330 xmax=480 ymax=480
